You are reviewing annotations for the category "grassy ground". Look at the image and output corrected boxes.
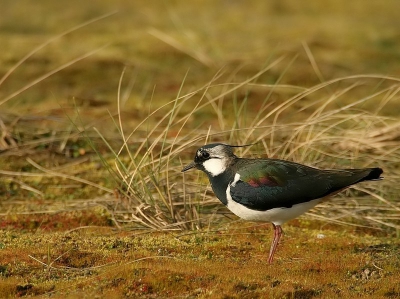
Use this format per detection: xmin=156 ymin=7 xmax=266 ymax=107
xmin=1 ymin=222 xmax=399 ymax=298
xmin=1 ymin=1 xmax=400 ymax=298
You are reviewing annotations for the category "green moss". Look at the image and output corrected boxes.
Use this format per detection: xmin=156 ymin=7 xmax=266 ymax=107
xmin=1 ymin=225 xmax=398 ymax=297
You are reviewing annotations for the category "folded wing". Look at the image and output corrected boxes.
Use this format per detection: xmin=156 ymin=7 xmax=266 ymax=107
xmin=230 ymin=159 xmax=382 ymax=211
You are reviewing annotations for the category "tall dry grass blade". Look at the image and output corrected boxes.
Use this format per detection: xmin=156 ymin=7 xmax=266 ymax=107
xmin=302 ymin=41 xmax=327 ymax=87
xmin=148 ymin=28 xmax=214 ymax=67
xmin=26 ymin=157 xmax=113 ymax=194
xmin=0 ymin=45 xmax=110 ymax=106
xmin=0 ymin=10 xmax=117 ymax=88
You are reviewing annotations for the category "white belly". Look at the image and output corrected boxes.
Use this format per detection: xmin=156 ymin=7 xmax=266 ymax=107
xmin=226 ymin=184 xmax=321 ymax=225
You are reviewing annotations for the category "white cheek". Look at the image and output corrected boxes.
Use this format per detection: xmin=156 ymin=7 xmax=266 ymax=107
xmin=203 ymin=158 xmax=226 ymax=176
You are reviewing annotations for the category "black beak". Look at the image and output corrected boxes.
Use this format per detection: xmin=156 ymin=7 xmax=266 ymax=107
xmin=181 ymin=162 xmax=196 ymax=172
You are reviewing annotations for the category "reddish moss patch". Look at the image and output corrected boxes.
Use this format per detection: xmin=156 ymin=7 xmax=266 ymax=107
xmin=0 ymin=210 xmax=113 ymax=231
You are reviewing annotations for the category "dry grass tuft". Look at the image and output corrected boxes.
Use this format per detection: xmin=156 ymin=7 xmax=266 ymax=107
xmin=88 ymin=70 xmax=400 ymax=233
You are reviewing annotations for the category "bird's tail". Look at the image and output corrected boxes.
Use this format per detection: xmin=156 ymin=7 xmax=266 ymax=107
xmin=358 ymin=167 xmax=383 ymax=182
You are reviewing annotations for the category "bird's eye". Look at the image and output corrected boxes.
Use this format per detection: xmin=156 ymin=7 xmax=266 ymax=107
xmin=201 ymin=151 xmax=210 ymax=159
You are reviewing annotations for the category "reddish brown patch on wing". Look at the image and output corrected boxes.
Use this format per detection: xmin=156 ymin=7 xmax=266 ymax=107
xmin=248 ymin=179 xmax=260 ymax=187
xmin=246 ymin=177 xmax=279 ymax=187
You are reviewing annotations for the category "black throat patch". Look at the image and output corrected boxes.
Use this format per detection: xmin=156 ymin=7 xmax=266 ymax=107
xmin=207 ymin=170 xmax=235 ymax=205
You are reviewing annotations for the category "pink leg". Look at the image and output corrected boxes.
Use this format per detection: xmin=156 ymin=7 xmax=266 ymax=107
xmin=268 ymin=224 xmax=283 ymax=264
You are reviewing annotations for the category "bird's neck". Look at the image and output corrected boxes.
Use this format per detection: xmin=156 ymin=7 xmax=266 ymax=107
xmin=208 ymin=167 xmax=235 ymax=205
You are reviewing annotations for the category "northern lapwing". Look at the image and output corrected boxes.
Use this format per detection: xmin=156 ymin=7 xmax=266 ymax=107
xmin=181 ymin=143 xmax=383 ymax=263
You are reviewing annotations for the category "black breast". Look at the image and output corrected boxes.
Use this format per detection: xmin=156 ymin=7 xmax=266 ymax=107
xmin=208 ymin=171 xmax=234 ymax=205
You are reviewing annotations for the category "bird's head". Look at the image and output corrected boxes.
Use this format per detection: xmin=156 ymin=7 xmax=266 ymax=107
xmin=181 ymin=143 xmax=238 ymax=177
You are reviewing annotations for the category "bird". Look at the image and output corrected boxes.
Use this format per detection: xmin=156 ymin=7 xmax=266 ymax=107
xmin=181 ymin=143 xmax=383 ymax=264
